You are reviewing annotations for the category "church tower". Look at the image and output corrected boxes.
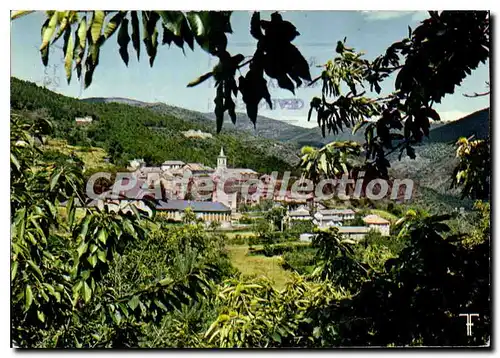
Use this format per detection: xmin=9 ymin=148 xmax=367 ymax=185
xmin=217 ymin=147 xmax=227 ymax=170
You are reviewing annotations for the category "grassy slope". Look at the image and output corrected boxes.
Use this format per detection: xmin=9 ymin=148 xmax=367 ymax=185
xmin=369 ymin=209 xmax=398 ymax=223
xmin=44 ymin=139 xmax=115 ymax=171
xmin=226 ymin=245 xmax=293 ymax=290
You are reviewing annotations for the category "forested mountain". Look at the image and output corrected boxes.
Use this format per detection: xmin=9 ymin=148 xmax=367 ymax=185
xmin=428 ymin=108 xmax=490 ymax=143
xmin=388 ymin=109 xmax=489 ymax=211
xmin=84 ymin=96 xmax=456 ymax=148
xmin=11 ymin=78 xmax=300 ymax=173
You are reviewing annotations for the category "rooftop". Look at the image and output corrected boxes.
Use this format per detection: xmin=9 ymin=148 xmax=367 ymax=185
xmin=319 ymin=209 xmax=355 ymax=216
xmin=185 ymin=163 xmax=213 ymax=171
xmin=338 ymin=226 xmax=371 ymax=234
xmin=157 ymin=200 xmax=231 ymax=213
xmin=223 ymin=168 xmax=258 ymax=175
xmin=162 ymin=160 xmax=185 ymax=166
xmin=314 ymin=213 xmax=343 ymax=221
xmin=363 ymin=214 xmax=390 ymax=225
xmin=288 ymin=211 xmax=312 ymax=217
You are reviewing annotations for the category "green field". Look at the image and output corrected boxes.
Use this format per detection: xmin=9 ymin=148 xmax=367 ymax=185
xmin=44 ymin=139 xmax=115 ymax=171
xmin=226 ymin=245 xmax=293 ymax=290
xmin=368 ymin=209 xmax=399 ymax=222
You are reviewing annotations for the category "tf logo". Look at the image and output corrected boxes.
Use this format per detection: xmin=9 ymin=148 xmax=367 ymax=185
xmin=459 ymin=313 xmax=479 ymax=336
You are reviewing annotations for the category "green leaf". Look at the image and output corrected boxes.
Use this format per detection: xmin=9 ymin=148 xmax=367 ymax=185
xmin=159 ymin=277 xmax=173 ymax=286
xmin=90 ymin=10 xmax=105 ymax=44
xmin=104 ymin=11 xmax=125 ymax=39
xmin=11 ymin=261 xmax=18 ymax=281
xmin=158 ymin=11 xmax=184 ymax=37
xmin=250 ymin=12 xmax=262 ymax=40
xmin=130 ymin=11 xmax=141 ymax=60
xmin=97 ymin=249 xmax=107 ymax=263
xmin=117 ymin=18 xmax=130 ymax=66
xmin=11 ymin=10 xmax=35 ymax=20
xmin=214 ymin=84 xmax=224 ymax=133
xmin=142 ymin=11 xmax=160 ymax=66
xmin=83 ymin=33 xmax=100 ymax=88
xmin=76 ymin=17 xmax=87 ymax=49
xmin=319 ymin=153 xmax=327 ymax=173
xmin=122 ymin=219 xmax=135 ymax=237
xmin=67 ymin=196 xmax=75 ymax=228
xmin=128 ymin=295 xmax=140 ymax=310
xmin=352 ymin=119 xmax=367 ymax=135
xmin=76 ymin=241 xmax=88 ymax=258
xmin=52 ymin=11 xmax=71 ymax=44
xmin=186 ymin=12 xmax=205 ymax=37
xmin=42 ymin=283 xmax=56 ymax=296
xmin=10 ymin=153 xmax=20 ymax=171
xmin=27 ymin=260 xmax=43 ymax=280
xmin=97 ymin=228 xmax=108 ymax=244
xmin=73 ymin=16 xmax=87 ymax=79
xmin=271 ymin=332 xmax=281 ymax=343
xmin=40 ymin=11 xmax=59 ymax=51
xmin=113 ymin=310 xmax=122 ymax=325
xmin=83 ymin=281 xmax=92 ymax=303
xmin=154 ymin=298 xmax=168 ymax=312
xmin=87 ymin=255 xmax=97 ymax=268
xmin=79 ymin=215 xmax=92 ymax=240
xmin=49 ymin=168 xmax=62 ymax=191
xmin=37 ymin=310 xmax=46 ymax=323
xmin=25 ymin=285 xmax=33 ymax=311
xmin=187 ymin=71 xmax=213 ymax=88
xmin=73 ymin=280 xmax=83 ymax=296
xmin=64 ymin=27 xmax=74 ymax=84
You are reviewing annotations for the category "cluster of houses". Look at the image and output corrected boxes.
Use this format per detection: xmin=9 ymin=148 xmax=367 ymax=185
xmin=91 ymin=148 xmax=265 ymax=226
xmin=89 ymin=147 xmax=392 ymax=239
xmin=93 ymin=147 xmax=341 ymax=224
xmin=287 ymin=205 xmax=391 ymax=240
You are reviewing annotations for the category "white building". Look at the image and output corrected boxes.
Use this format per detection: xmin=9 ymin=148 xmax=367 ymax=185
xmin=337 ymin=226 xmax=371 ymax=240
xmin=313 ymin=212 xmax=343 ymax=228
xmin=212 ymin=147 xmax=259 ymax=211
xmin=161 ymin=160 xmax=185 ymax=171
xmin=286 ymin=205 xmax=313 ymax=222
xmin=362 ymin=215 xmax=391 ymax=236
xmin=75 ymin=116 xmax=93 ymax=124
xmin=299 ymin=233 xmax=316 ymax=242
xmin=157 ymin=200 xmax=232 ymax=227
xmin=317 ymin=208 xmax=355 ymax=221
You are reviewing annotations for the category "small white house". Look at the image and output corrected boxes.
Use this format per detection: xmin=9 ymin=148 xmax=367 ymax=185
xmin=313 ymin=212 xmax=343 ymax=228
xmin=338 ymin=226 xmax=370 ymax=240
xmin=317 ymin=208 xmax=355 ymax=221
xmin=286 ymin=205 xmax=312 ymax=222
xmin=75 ymin=116 xmax=93 ymax=124
xmin=362 ymin=214 xmax=391 ymax=236
xmin=299 ymin=233 xmax=316 ymax=242
xmin=161 ymin=160 xmax=185 ymax=171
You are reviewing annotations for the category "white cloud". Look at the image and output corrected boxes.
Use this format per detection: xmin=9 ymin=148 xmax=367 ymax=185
xmin=411 ymin=11 xmax=429 ymax=23
xmin=361 ymin=11 xmax=428 ymax=22
xmin=438 ymin=110 xmax=469 ymax=122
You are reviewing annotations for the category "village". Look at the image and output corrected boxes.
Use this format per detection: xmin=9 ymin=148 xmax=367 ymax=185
xmin=89 ymin=147 xmax=391 ymax=240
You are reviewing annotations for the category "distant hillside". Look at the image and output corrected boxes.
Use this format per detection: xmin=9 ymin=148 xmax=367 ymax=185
xmin=85 ymin=97 xmax=446 ymax=148
xmin=11 ymin=78 xmax=300 ymax=173
xmin=83 ymin=97 xmax=213 ymax=126
xmin=203 ymin=111 xmax=373 ymax=147
xmin=428 ymin=108 xmax=490 ymax=143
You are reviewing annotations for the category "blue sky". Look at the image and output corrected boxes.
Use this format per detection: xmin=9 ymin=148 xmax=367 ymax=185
xmin=11 ymin=10 xmax=490 ymax=128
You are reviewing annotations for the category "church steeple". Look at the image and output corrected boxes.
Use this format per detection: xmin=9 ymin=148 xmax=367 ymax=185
xmin=217 ymin=147 xmax=227 ymax=170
